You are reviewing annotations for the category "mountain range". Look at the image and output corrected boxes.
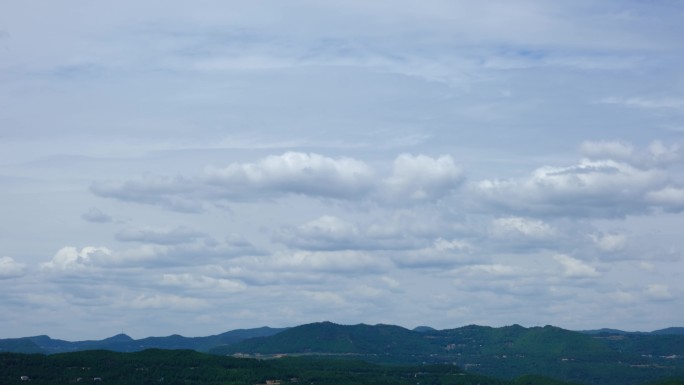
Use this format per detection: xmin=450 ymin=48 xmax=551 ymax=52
xmin=0 ymin=326 xmax=286 ymax=354
xmin=2 ymin=322 xmax=684 ymax=385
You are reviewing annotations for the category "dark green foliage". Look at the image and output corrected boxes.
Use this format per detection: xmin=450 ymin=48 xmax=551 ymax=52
xmin=514 ymin=374 xmax=584 ymax=385
xmin=591 ymin=333 xmax=684 ymax=356
xmin=0 ymin=349 xmax=541 ymax=385
xmin=644 ymin=378 xmax=684 ymax=385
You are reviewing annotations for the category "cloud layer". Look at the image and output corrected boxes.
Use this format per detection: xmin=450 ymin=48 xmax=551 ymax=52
xmin=1 ymin=1 xmax=683 ymax=339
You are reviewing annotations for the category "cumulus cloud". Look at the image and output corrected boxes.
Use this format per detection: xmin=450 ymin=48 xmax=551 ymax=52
xmin=0 ymin=256 xmax=26 ymax=279
xmin=381 ymin=154 xmax=463 ymax=202
xmin=41 ymin=246 xmax=114 ymax=272
xmin=81 ymin=207 xmax=113 ymax=223
xmin=41 ymin=237 xmax=261 ymax=272
xmin=474 ymin=157 xmax=670 ymax=217
xmin=92 ymin=153 xmax=464 ymax=210
xmin=553 ymin=254 xmax=599 ymax=278
xmin=472 ymin=141 xmax=684 ymax=219
xmin=203 ymin=152 xmax=374 ymax=199
xmin=115 ymin=226 xmax=206 ymax=245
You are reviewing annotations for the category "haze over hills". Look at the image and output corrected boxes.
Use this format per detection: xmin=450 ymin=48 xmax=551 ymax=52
xmin=580 ymin=327 xmax=684 ymax=335
xmin=0 ymin=326 xmax=286 ymax=354
xmin=2 ymin=322 xmax=684 ymax=385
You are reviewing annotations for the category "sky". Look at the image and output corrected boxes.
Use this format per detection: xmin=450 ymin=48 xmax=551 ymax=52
xmin=1 ymin=0 xmax=684 ymax=340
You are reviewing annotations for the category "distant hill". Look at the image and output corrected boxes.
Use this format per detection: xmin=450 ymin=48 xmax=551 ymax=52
xmin=0 ymin=327 xmax=286 ymax=354
xmin=210 ymin=321 xmax=435 ymax=357
xmin=580 ymin=327 xmax=684 ymax=336
xmin=652 ymin=328 xmax=684 ymax=335
xmin=0 ymin=337 xmax=44 ymax=354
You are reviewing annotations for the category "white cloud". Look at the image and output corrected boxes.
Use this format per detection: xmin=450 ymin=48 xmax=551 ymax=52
xmin=646 ymin=187 xmax=684 ymax=212
xmin=203 ymin=152 xmax=374 ymax=199
xmin=0 ymin=256 xmax=26 ymax=279
xmin=580 ymin=140 xmax=634 ymax=161
xmin=592 ymin=233 xmax=627 ymax=253
xmin=645 ymin=284 xmax=673 ymax=301
xmin=380 ymin=275 xmax=400 ymax=289
xmin=276 ymin=215 xmax=360 ymax=251
xmin=581 ymin=140 xmax=682 ymax=169
xmin=41 ymin=238 xmax=261 ymax=272
xmin=297 ymin=216 xmax=359 ymax=238
xmin=91 ymin=175 xmax=202 ymax=213
xmin=271 ymin=250 xmax=391 ymax=274
xmin=392 ymin=238 xmax=475 ymax=268
xmin=382 ymin=154 xmax=463 ymax=202
xmin=129 ymin=293 xmax=208 ymax=310
xmin=454 ymin=264 xmax=520 ymax=277
xmin=553 ymin=254 xmax=599 ymax=278
xmin=92 ymin=153 xmax=464 ymax=209
xmin=475 ymin=158 xmax=669 ymax=217
xmin=41 ymin=246 xmax=114 ymax=271
xmin=161 ymin=273 xmax=246 ymax=293
xmin=647 ymin=140 xmax=682 ymax=165
xmin=491 ymin=217 xmax=555 ymax=239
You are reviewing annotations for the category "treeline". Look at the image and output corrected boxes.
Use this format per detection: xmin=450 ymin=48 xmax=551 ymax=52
xmin=1 ymin=349 xmax=576 ymax=385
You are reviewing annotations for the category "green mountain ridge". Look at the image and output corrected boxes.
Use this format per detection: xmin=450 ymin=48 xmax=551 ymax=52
xmin=210 ymin=322 xmax=684 ymax=385
xmin=212 ymin=321 xmax=434 ymax=356
xmin=0 ymin=327 xmax=287 ymax=354
xmin=3 ymin=322 xmax=684 ymax=385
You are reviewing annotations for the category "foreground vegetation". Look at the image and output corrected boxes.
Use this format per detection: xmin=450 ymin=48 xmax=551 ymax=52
xmin=2 ymin=349 xmax=684 ymax=385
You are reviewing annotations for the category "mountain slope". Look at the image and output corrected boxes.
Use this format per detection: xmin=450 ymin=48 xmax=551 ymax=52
xmin=210 ymin=321 xmax=436 ymax=356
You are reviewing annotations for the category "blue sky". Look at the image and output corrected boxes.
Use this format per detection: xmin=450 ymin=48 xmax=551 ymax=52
xmin=1 ymin=0 xmax=683 ymax=340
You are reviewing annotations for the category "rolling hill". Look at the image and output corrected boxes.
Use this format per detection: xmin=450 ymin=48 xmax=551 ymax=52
xmin=0 ymin=327 xmax=286 ymax=354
